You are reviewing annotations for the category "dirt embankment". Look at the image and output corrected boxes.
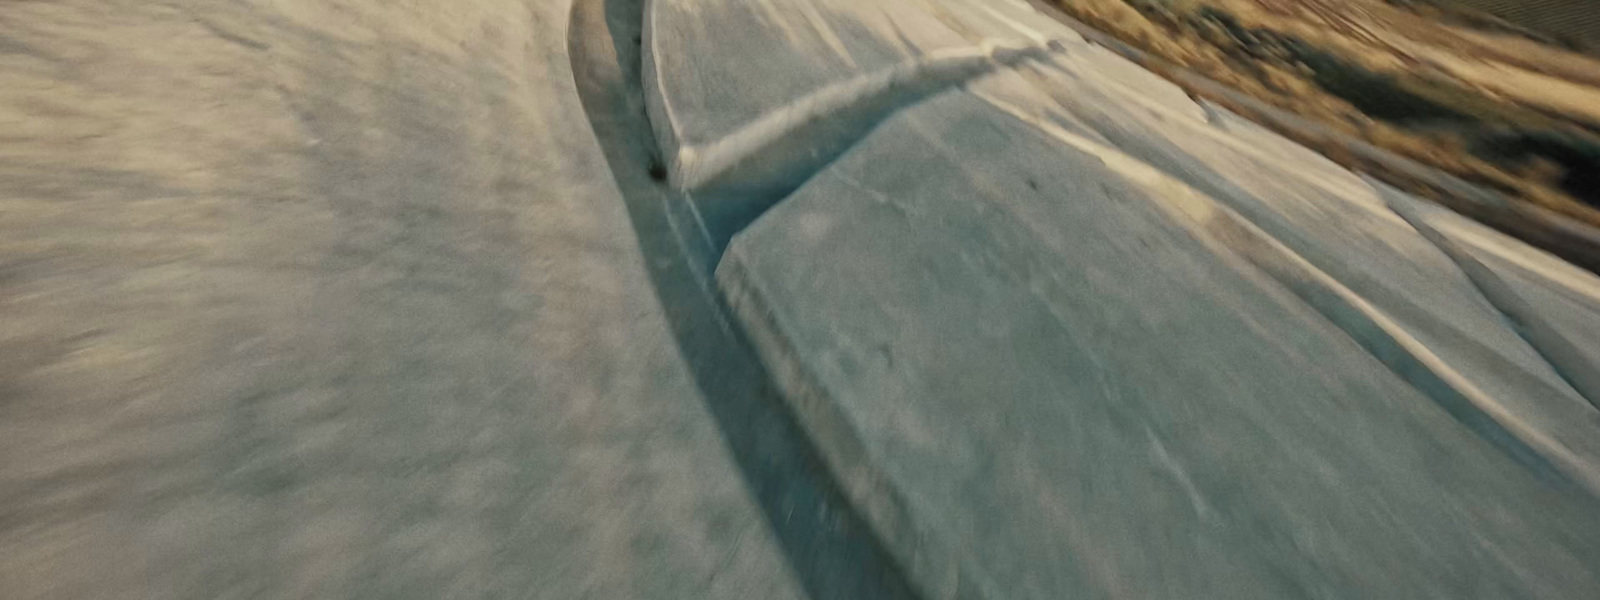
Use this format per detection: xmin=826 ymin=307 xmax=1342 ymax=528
xmin=1050 ymin=0 xmax=1600 ymax=231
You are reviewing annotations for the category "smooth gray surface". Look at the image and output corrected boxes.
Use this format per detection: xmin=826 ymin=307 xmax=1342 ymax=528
xmin=0 ymin=1 xmax=805 ymax=599
xmin=720 ymin=89 xmax=1600 ymax=599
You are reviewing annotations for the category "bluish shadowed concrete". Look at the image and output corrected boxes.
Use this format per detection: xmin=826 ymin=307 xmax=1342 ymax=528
xmin=720 ymin=89 xmax=1600 ymax=599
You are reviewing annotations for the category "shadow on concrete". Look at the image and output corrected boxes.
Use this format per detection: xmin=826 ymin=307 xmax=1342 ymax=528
xmin=566 ymin=1 xmax=921 ymax=598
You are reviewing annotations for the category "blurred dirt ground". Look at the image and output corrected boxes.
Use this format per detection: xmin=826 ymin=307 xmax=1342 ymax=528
xmin=0 ymin=2 xmax=807 ymax=599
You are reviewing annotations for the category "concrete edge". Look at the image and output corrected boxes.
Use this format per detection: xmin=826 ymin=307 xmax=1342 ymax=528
xmin=716 ymin=242 xmax=1001 ymax=600
xmin=1383 ymin=191 xmax=1600 ymax=411
xmin=679 ymin=43 xmax=1009 ymax=191
xmin=639 ymin=7 xmax=1057 ymax=193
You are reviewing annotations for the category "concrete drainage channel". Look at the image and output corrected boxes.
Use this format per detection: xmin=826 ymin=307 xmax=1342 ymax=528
xmin=566 ymin=0 xmax=924 ymax=598
xmin=566 ymin=0 xmax=1600 ymax=597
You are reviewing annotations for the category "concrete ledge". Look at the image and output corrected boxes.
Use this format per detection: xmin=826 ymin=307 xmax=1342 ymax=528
xmin=718 ymin=248 xmax=996 ymax=600
xmin=674 ymin=42 xmax=1051 ymax=192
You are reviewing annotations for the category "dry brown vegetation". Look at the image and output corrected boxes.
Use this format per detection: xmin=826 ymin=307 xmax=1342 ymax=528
xmin=1049 ymin=0 xmax=1600 ymax=230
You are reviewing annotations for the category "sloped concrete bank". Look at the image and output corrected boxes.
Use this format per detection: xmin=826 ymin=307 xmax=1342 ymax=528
xmin=637 ymin=0 xmax=1600 ymax=599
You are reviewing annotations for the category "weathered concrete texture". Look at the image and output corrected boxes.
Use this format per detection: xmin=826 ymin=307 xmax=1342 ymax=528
xmin=962 ymin=62 xmax=1113 ymax=145
xmin=1023 ymin=49 xmax=1574 ymax=396
xmin=641 ymin=0 xmax=1079 ymax=188
xmin=1395 ymin=195 xmax=1600 ymax=408
xmin=646 ymin=0 xmax=1600 ymax=597
xmin=1474 ymin=253 xmax=1600 ymax=405
xmin=999 ymin=54 xmax=1600 ymax=482
xmin=0 ymin=1 xmax=805 ymax=599
xmin=720 ymin=88 xmax=1600 ymax=599
xmin=645 ymin=0 xmax=959 ymax=152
